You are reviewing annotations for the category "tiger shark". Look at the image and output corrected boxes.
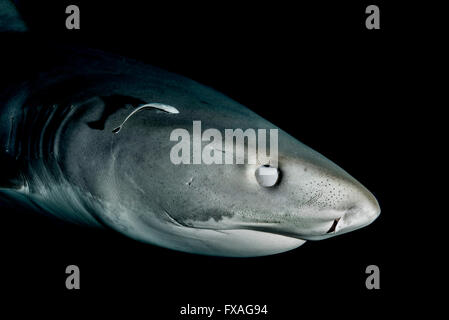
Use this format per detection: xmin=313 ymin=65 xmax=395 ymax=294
xmin=0 ymin=0 xmax=380 ymax=257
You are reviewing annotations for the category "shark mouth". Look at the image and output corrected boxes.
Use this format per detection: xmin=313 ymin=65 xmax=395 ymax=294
xmin=163 ymin=206 xmax=345 ymax=240
xmin=326 ymin=217 xmax=341 ymax=234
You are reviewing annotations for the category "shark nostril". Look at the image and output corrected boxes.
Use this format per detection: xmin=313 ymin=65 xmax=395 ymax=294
xmin=326 ymin=217 xmax=341 ymax=234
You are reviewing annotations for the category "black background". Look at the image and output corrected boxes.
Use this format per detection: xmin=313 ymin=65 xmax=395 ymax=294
xmin=2 ymin=0 xmax=421 ymax=318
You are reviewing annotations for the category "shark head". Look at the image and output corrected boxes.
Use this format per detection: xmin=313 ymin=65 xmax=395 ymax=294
xmin=62 ymin=72 xmax=380 ymax=257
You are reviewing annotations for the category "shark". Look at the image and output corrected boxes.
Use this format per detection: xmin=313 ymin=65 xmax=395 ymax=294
xmin=0 ymin=0 xmax=380 ymax=257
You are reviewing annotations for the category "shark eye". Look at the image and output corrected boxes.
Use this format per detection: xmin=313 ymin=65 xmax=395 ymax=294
xmin=255 ymin=165 xmax=280 ymax=187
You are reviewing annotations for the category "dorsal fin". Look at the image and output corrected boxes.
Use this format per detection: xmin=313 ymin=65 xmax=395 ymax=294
xmin=0 ymin=0 xmax=27 ymax=32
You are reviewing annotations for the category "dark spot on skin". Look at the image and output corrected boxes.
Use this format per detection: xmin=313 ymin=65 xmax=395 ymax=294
xmin=326 ymin=217 xmax=341 ymax=233
xmin=179 ymin=209 xmax=234 ymax=225
xmin=199 ymin=99 xmax=210 ymax=105
xmin=87 ymin=94 xmax=146 ymax=130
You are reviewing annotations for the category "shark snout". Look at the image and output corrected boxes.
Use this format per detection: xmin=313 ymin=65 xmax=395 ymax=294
xmin=296 ymin=176 xmax=381 ymax=240
xmin=333 ymin=192 xmax=380 ymax=235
